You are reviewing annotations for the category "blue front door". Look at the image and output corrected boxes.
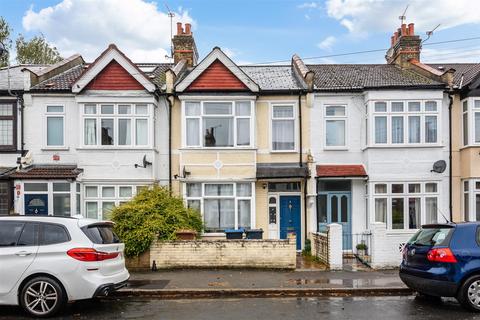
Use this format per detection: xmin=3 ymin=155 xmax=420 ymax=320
xmin=327 ymin=193 xmax=351 ymax=250
xmin=279 ymin=196 xmax=301 ymax=250
xmin=24 ymin=194 xmax=48 ymax=215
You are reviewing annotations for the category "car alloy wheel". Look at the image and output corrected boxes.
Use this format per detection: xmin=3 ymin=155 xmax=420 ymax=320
xmin=468 ymin=280 xmax=480 ymax=307
xmin=23 ymin=280 xmax=58 ymax=316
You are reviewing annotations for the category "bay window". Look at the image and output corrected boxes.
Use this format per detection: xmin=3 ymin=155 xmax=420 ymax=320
xmin=184 ymin=101 xmax=253 ymax=148
xmin=0 ymin=102 xmax=16 ymax=150
xmin=185 ymin=182 xmax=254 ymax=233
xmin=82 ymin=103 xmax=150 ymax=147
xmin=372 ymin=182 xmax=439 ymax=230
xmin=84 ymin=184 xmax=144 ymax=220
xmin=461 ymin=98 xmax=480 ymax=146
xmin=371 ymin=100 xmax=439 ymax=146
xmin=325 ymin=105 xmax=346 ymax=147
xmin=272 ymin=104 xmax=295 ymax=151
xmin=46 ymin=105 xmax=64 ymax=147
xmin=463 ymin=180 xmax=480 ymax=222
xmin=184 ymin=101 xmax=252 ymax=148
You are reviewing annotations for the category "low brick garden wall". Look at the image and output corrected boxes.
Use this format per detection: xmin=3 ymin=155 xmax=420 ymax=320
xmin=148 ymin=236 xmax=296 ymax=269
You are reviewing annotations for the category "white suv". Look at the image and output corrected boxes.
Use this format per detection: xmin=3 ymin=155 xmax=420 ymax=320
xmin=0 ymin=215 xmax=129 ymax=317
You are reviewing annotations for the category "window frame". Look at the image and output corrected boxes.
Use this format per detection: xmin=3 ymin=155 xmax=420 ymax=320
xmin=22 ymin=180 xmax=75 ymax=217
xmin=182 ymin=100 xmax=254 ymax=149
xmin=371 ymin=181 xmax=440 ymax=230
xmin=462 ymin=98 xmax=480 ymax=147
xmin=324 ymin=104 xmax=347 ymax=149
xmin=83 ymin=184 xmax=146 ymax=220
xmin=184 ymin=182 xmax=255 ymax=234
xmin=369 ymin=100 xmax=441 ymax=147
xmin=0 ymin=101 xmax=17 ymax=151
xmin=270 ymin=102 xmax=297 ymax=152
xmin=45 ymin=104 xmax=66 ymax=149
xmin=81 ymin=103 xmax=151 ymax=148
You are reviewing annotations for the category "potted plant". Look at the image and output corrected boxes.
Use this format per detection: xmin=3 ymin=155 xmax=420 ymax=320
xmin=356 ymin=243 xmax=368 ymax=256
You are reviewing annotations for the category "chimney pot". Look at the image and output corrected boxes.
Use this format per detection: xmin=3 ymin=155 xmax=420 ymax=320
xmin=177 ymin=22 xmax=183 ymax=35
xmin=401 ymin=23 xmax=407 ymax=36
xmin=185 ymin=23 xmax=191 ymax=35
xmin=408 ymin=23 xmax=415 ymax=35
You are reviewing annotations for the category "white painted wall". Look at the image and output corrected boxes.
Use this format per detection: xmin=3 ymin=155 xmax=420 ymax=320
xmin=14 ymin=91 xmax=169 ymax=215
xmin=309 ymin=89 xmax=449 ymax=248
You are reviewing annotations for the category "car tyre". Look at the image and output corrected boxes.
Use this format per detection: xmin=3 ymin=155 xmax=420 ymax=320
xmin=457 ymin=275 xmax=480 ymax=312
xmin=19 ymin=276 xmax=66 ymax=318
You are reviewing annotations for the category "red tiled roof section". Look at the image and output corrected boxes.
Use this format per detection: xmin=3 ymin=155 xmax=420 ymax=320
xmin=316 ymin=165 xmax=367 ymax=177
xmin=10 ymin=165 xmax=82 ymax=179
xmin=85 ymin=60 xmax=144 ymax=90
xmin=187 ymin=59 xmax=248 ymax=91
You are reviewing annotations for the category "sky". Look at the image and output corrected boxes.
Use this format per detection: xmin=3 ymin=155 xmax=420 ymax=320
xmin=1 ymin=0 xmax=480 ymax=65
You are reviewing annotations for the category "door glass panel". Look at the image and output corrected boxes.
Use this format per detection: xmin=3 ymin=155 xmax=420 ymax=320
xmin=331 ymin=195 xmax=338 ymax=222
xmin=341 ymin=195 xmax=348 ymax=223
xmin=24 ymin=183 xmax=48 ymax=192
xmin=317 ymin=195 xmax=327 ymax=226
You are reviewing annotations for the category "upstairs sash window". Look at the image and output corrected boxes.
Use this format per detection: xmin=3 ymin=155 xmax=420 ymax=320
xmin=0 ymin=102 xmax=16 ymax=150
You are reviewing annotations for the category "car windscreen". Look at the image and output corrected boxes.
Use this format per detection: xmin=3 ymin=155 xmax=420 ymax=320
xmin=81 ymin=224 xmax=120 ymax=244
xmin=407 ymin=227 xmax=453 ymax=247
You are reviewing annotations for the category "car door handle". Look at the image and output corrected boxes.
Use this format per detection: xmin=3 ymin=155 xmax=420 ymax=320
xmin=15 ymin=251 xmax=32 ymax=257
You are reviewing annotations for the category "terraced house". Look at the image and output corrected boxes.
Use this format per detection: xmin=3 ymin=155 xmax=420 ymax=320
xmin=1 ymin=20 xmax=480 ymax=266
xmin=167 ymin=23 xmax=312 ymax=250
xmin=3 ymin=44 xmax=171 ymax=218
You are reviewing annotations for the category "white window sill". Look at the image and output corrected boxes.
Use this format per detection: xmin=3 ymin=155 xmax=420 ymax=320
xmin=459 ymin=145 xmax=480 ymax=150
xmin=270 ymin=150 xmax=298 ymax=153
xmin=385 ymin=229 xmax=418 ymax=235
xmin=180 ymin=147 xmax=257 ymax=151
xmin=323 ymin=147 xmax=348 ymax=151
xmin=76 ymin=147 xmax=155 ymax=151
xmin=365 ymin=144 xmax=444 ymax=149
xmin=41 ymin=147 xmax=69 ymax=151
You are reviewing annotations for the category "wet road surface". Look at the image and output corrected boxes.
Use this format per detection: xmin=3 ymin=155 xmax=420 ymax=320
xmin=1 ymin=296 xmax=479 ymax=319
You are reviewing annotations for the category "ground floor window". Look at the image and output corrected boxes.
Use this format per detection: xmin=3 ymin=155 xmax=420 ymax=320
xmin=463 ymin=179 xmax=480 ymax=222
xmin=372 ymin=181 xmax=439 ymax=230
xmin=83 ymin=184 xmax=144 ymax=220
xmin=22 ymin=181 xmax=74 ymax=216
xmin=185 ymin=182 xmax=254 ymax=233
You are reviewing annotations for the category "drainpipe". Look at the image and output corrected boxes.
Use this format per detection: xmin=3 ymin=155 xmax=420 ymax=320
xmin=19 ymin=95 xmax=25 ymax=156
xmin=166 ymin=94 xmax=173 ymax=191
xmin=298 ymin=92 xmax=303 ymax=167
xmin=448 ymin=93 xmax=453 ymax=221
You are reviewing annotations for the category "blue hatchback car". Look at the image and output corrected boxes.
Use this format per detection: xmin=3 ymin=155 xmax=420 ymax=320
xmin=400 ymin=222 xmax=480 ymax=311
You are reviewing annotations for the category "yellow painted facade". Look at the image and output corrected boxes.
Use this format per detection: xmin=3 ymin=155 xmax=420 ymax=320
xmin=169 ymin=93 xmax=311 ymax=247
xmin=451 ymin=94 xmax=480 ymax=221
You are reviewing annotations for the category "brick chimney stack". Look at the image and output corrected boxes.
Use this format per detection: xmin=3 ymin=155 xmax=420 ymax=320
xmin=172 ymin=22 xmax=198 ymax=67
xmin=386 ymin=22 xmax=421 ymax=67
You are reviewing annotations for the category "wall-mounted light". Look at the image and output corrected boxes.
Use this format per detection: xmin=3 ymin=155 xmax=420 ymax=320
xmin=262 ymin=183 xmax=268 ymax=189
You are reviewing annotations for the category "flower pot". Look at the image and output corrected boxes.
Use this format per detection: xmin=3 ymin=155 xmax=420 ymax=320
xmin=175 ymin=229 xmax=197 ymax=240
xmin=357 ymin=249 xmax=366 ymax=256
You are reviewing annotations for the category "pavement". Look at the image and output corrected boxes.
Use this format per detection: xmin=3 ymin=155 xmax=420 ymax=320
xmin=0 ymin=296 xmax=476 ymax=319
xmin=118 ymin=267 xmax=410 ymax=299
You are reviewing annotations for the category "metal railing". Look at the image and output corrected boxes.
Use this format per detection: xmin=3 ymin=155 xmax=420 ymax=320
xmin=343 ymin=231 xmax=372 ymax=266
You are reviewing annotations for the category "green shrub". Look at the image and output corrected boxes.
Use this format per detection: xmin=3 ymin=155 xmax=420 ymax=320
xmin=110 ymin=186 xmax=203 ymax=257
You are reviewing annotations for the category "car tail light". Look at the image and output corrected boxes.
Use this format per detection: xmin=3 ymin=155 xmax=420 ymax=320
xmin=427 ymin=248 xmax=457 ymax=263
xmin=67 ymin=248 xmax=119 ymax=262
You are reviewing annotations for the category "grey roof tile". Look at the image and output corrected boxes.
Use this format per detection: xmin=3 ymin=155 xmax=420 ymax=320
xmin=427 ymin=63 xmax=480 ymax=87
xmin=240 ymin=65 xmax=307 ymax=91
xmin=306 ymin=64 xmax=445 ymax=91
xmin=0 ymin=65 xmax=48 ymax=91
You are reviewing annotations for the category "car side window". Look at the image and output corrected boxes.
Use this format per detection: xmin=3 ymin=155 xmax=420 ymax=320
xmin=17 ymin=223 xmax=39 ymax=246
xmin=40 ymin=224 xmax=70 ymax=245
xmin=0 ymin=221 xmax=24 ymax=247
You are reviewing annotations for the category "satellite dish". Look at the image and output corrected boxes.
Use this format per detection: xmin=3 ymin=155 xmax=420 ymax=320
xmin=431 ymin=160 xmax=447 ymax=173
xmin=142 ymin=155 xmax=152 ymax=167
xmin=182 ymin=166 xmax=191 ymax=177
